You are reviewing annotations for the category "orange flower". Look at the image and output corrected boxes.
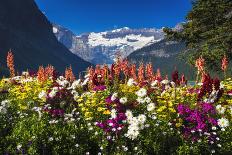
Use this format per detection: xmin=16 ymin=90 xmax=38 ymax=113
xmin=37 ymin=66 xmax=47 ymax=83
xmin=195 ymin=56 xmax=205 ymax=73
xmin=155 ymin=68 xmax=162 ymax=81
xmin=138 ymin=63 xmax=144 ymax=83
xmin=130 ymin=64 xmax=137 ymax=80
xmin=6 ymin=50 xmax=15 ymax=77
xmin=180 ymin=74 xmax=187 ymax=85
xmin=65 ymin=66 xmax=75 ymax=82
xmin=45 ymin=64 xmax=55 ymax=77
xmin=221 ymin=55 xmax=229 ymax=72
xmin=121 ymin=59 xmax=129 ymax=76
xmin=146 ymin=63 xmax=153 ymax=81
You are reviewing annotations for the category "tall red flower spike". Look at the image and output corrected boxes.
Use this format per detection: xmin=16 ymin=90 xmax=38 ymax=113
xmin=221 ymin=55 xmax=229 ymax=72
xmin=65 ymin=66 xmax=75 ymax=82
xmin=130 ymin=64 xmax=137 ymax=80
xmin=138 ymin=63 xmax=144 ymax=83
xmin=37 ymin=66 xmax=47 ymax=83
xmin=155 ymin=68 xmax=162 ymax=82
xmin=195 ymin=56 xmax=205 ymax=73
xmin=45 ymin=65 xmax=55 ymax=78
xmin=6 ymin=50 xmax=15 ymax=77
xmin=146 ymin=63 xmax=153 ymax=81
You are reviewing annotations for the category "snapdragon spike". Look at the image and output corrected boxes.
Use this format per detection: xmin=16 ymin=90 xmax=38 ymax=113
xmin=138 ymin=63 xmax=144 ymax=83
xmin=195 ymin=56 xmax=205 ymax=74
xmin=221 ymin=55 xmax=228 ymax=72
xmin=37 ymin=66 xmax=47 ymax=83
xmin=65 ymin=66 xmax=75 ymax=82
xmin=6 ymin=50 xmax=15 ymax=77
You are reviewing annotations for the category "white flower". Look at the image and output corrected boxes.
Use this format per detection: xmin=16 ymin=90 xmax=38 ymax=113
xmin=1 ymin=100 xmax=9 ymax=107
xmin=127 ymin=78 xmax=137 ymax=86
xmin=136 ymin=97 xmax=146 ymax=104
xmin=123 ymin=146 xmax=128 ymax=151
xmin=220 ymin=82 xmax=224 ymax=89
xmin=151 ymin=80 xmax=158 ymax=87
xmin=49 ymin=90 xmax=57 ymax=98
xmin=71 ymin=79 xmax=81 ymax=89
xmin=84 ymin=74 xmax=90 ymax=78
xmin=82 ymin=77 xmax=89 ymax=86
xmin=144 ymin=97 xmax=151 ymax=103
xmin=0 ymin=106 xmax=7 ymax=114
xmin=125 ymin=110 xmax=133 ymax=119
xmin=75 ymin=144 xmax=79 ymax=147
xmin=147 ymin=103 xmax=155 ymax=111
xmin=38 ymin=90 xmax=47 ymax=99
xmin=136 ymin=88 xmax=147 ymax=97
xmin=216 ymin=105 xmax=226 ymax=114
xmin=119 ymin=97 xmax=127 ymax=104
xmin=170 ymin=81 xmax=175 ymax=87
xmin=48 ymin=137 xmax=53 ymax=141
xmin=212 ymin=126 xmax=217 ymax=130
xmin=125 ymin=129 xmax=139 ymax=140
xmin=58 ymin=80 xmax=69 ymax=87
xmin=111 ymin=109 xmax=117 ymax=119
xmin=161 ymin=80 xmax=169 ymax=85
xmin=218 ymin=118 xmax=229 ymax=128
xmin=111 ymin=93 xmax=118 ymax=101
xmin=137 ymin=114 xmax=146 ymax=123
xmin=17 ymin=144 xmax=22 ymax=150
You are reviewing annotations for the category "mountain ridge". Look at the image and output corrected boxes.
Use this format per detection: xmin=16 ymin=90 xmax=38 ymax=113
xmin=53 ymin=24 xmax=165 ymax=64
xmin=0 ymin=0 xmax=91 ymax=76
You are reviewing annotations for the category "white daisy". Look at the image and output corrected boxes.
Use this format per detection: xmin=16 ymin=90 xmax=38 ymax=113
xmin=119 ymin=97 xmax=127 ymax=104
xmin=147 ymin=103 xmax=155 ymax=111
xmin=136 ymin=88 xmax=147 ymax=97
xmin=218 ymin=118 xmax=229 ymax=128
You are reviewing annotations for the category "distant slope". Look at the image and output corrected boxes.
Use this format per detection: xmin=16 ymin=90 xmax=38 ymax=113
xmin=53 ymin=24 xmax=164 ymax=64
xmin=127 ymin=39 xmax=196 ymax=80
xmin=0 ymin=0 xmax=91 ymax=76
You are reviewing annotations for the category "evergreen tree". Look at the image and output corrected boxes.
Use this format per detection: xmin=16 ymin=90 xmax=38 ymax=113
xmin=164 ymin=0 xmax=232 ymax=71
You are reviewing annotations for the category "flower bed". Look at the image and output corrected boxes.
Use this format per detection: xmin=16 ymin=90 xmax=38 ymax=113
xmin=0 ymin=60 xmax=232 ymax=154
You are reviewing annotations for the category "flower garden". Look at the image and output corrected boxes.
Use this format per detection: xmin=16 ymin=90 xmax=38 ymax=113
xmin=0 ymin=52 xmax=232 ymax=154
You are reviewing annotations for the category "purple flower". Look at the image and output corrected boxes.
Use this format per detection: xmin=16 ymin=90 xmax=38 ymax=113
xmin=201 ymin=102 xmax=215 ymax=114
xmin=93 ymin=85 xmax=106 ymax=91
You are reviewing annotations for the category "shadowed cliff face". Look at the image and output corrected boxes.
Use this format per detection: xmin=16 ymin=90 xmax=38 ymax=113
xmin=0 ymin=0 xmax=91 ymax=76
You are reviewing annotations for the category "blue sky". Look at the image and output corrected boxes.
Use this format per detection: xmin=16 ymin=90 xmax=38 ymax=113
xmin=35 ymin=0 xmax=192 ymax=35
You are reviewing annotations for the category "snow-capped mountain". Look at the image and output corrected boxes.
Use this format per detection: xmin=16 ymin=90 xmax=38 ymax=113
xmin=53 ymin=24 xmax=165 ymax=64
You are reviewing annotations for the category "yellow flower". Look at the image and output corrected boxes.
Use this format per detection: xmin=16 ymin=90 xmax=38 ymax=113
xmin=157 ymin=106 xmax=166 ymax=112
xmin=97 ymin=107 xmax=106 ymax=112
xmin=103 ymin=110 xmax=111 ymax=115
xmin=168 ymin=108 xmax=176 ymax=113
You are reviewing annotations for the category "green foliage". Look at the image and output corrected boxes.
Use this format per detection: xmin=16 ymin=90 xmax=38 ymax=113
xmin=164 ymin=0 xmax=232 ymax=72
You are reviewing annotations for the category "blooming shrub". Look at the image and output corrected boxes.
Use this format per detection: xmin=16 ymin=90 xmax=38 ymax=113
xmin=0 ymin=58 xmax=231 ymax=154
